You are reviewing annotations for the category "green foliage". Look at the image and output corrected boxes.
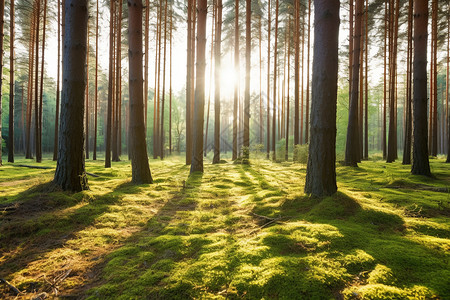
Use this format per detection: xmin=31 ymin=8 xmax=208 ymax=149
xmin=293 ymin=144 xmax=309 ymax=164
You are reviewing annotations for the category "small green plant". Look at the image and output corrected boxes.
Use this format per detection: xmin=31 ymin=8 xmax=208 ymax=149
xmin=293 ymin=144 xmax=309 ymax=164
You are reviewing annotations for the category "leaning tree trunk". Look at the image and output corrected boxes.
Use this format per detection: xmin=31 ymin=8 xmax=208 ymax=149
xmin=213 ymin=0 xmax=222 ymax=164
xmin=345 ymin=0 xmax=362 ymax=167
xmin=190 ymin=0 xmax=207 ymax=173
xmin=54 ymin=0 xmax=89 ymax=192
xmin=8 ymin=0 xmax=15 ymax=163
xmin=128 ymin=0 xmax=153 ymax=183
xmin=305 ymin=0 xmax=339 ymax=197
xmin=243 ymin=0 xmax=251 ymax=152
xmin=411 ymin=0 xmax=431 ymax=176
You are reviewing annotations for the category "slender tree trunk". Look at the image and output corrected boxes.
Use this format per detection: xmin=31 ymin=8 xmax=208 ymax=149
xmin=186 ymin=0 xmax=193 ymax=164
xmin=403 ymin=0 xmax=413 ymax=165
xmin=411 ymin=0 xmax=431 ymax=176
xmin=128 ymin=0 xmax=153 ymax=184
xmin=272 ymin=0 xmax=278 ymax=161
xmin=266 ymin=0 xmax=271 ymax=159
xmin=259 ymin=16 xmax=263 ymax=145
xmin=190 ymin=0 xmax=207 ymax=173
xmin=364 ymin=0 xmax=368 ymax=160
xmin=293 ymin=0 xmax=299 ymax=156
xmin=160 ymin=0 xmax=168 ymax=159
xmin=93 ymin=0 xmax=98 ymax=160
xmin=8 ymin=0 xmax=15 ymax=163
xmin=113 ymin=0 xmax=122 ymax=161
xmin=300 ymin=8 xmax=304 ymax=145
xmin=144 ymin=0 xmax=149 ymax=131
xmin=105 ymin=0 xmax=114 ymax=168
xmin=34 ymin=0 xmax=41 ymax=163
xmin=204 ymin=0 xmax=215 ymax=157
xmin=387 ymin=0 xmax=399 ymax=163
xmin=305 ymin=0 xmax=311 ymax=144
xmin=0 ymin=0 xmax=4 ymax=165
xmin=155 ymin=1 xmax=163 ymax=158
xmin=382 ymin=0 xmax=387 ymax=158
xmin=345 ymin=0 xmax=362 ymax=166
xmin=232 ymin=0 xmax=239 ymax=160
xmin=305 ymin=0 xmax=339 ymax=197
xmin=446 ymin=9 xmax=450 ymax=163
xmin=431 ymin=0 xmax=438 ymax=156
xmin=85 ymin=24 xmax=90 ymax=159
xmin=53 ymin=0 xmax=61 ymax=161
xmin=359 ymin=7 xmax=364 ymax=159
xmin=38 ymin=0 xmax=47 ymax=160
xmin=54 ymin=0 xmax=89 ymax=191
xmin=169 ymin=8 xmax=173 ymax=154
xmin=213 ymin=0 xmax=222 ymax=164
xmin=154 ymin=2 xmax=160 ymax=159
xmin=26 ymin=5 xmax=36 ymax=160
xmin=243 ymin=0 xmax=251 ymax=152
xmin=349 ymin=0 xmax=353 ymax=105
xmin=285 ymin=16 xmax=291 ymax=161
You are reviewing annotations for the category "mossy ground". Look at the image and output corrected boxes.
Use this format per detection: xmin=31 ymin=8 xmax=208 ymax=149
xmin=0 ymin=154 xmax=449 ymax=299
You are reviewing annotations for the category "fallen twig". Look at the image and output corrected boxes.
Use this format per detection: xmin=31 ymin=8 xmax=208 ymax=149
xmin=17 ymin=164 xmax=53 ymax=170
xmin=0 ymin=278 xmax=21 ymax=295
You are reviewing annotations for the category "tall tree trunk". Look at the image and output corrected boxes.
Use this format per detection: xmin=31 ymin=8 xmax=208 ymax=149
xmin=305 ymin=0 xmax=311 ymax=144
xmin=38 ymin=0 xmax=47 ymax=160
xmin=155 ymin=1 xmax=163 ymax=158
xmin=169 ymin=8 xmax=172 ymax=155
xmin=113 ymin=0 xmax=122 ymax=161
xmin=349 ymin=0 xmax=353 ymax=105
xmin=85 ymin=23 xmax=90 ymax=159
xmin=272 ymin=0 xmax=278 ymax=161
xmin=153 ymin=2 xmax=160 ymax=159
xmin=34 ymin=0 xmax=41 ymax=163
xmin=382 ymin=0 xmax=387 ymax=158
xmin=300 ymin=8 xmax=304 ymax=145
xmin=305 ymin=0 xmax=339 ymax=197
xmin=204 ymin=0 xmax=215 ymax=157
xmin=446 ymin=8 xmax=450 ymax=163
xmin=93 ymin=0 xmax=98 ymax=160
xmin=403 ymin=0 xmax=413 ymax=165
xmin=285 ymin=16 xmax=291 ymax=161
xmin=144 ymin=0 xmax=149 ymax=131
xmin=293 ymin=0 xmax=299 ymax=157
xmin=363 ymin=0 xmax=368 ymax=160
xmin=54 ymin=0 xmax=89 ymax=191
xmin=243 ymin=0 xmax=251 ymax=152
xmin=105 ymin=0 xmax=114 ymax=168
xmin=128 ymin=0 xmax=153 ymax=184
xmin=213 ymin=0 xmax=222 ymax=164
xmin=387 ymin=0 xmax=399 ymax=163
xmin=411 ymin=0 xmax=431 ymax=176
xmin=161 ymin=0 xmax=168 ymax=160
xmin=232 ymin=0 xmax=239 ymax=160
xmin=266 ymin=0 xmax=271 ymax=159
xmin=0 ymin=0 xmax=3 ymax=165
xmin=259 ymin=16 xmax=263 ymax=145
xmin=190 ymin=0 xmax=207 ymax=173
xmin=345 ymin=0 xmax=362 ymax=166
xmin=26 ymin=4 xmax=36 ymax=160
xmin=53 ymin=0 xmax=61 ymax=161
xmin=8 ymin=0 xmax=15 ymax=163
xmin=431 ymin=0 xmax=438 ymax=156
xmin=186 ymin=0 xmax=193 ymax=164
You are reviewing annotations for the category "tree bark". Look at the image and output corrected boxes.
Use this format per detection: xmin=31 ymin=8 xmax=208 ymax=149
xmin=160 ymin=0 xmax=168 ymax=159
xmin=305 ymin=0 xmax=339 ymax=197
xmin=93 ymin=0 xmax=99 ymax=160
xmin=186 ymin=0 xmax=193 ymax=164
xmin=128 ymin=0 xmax=153 ymax=183
xmin=266 ymin=0 xmax=271 ymax=159
xmin=293 ymin=0 xmax=299 ymax=155
xmin=271 ymin=0 xmax=278 ymax=161
xmin=0 ymin=0 xmax=3 ymax=166
xmin=213 ymin=0 xmax=222 ymax=164
xmin=305 ymin=0 xmax=311 ymax=144
xmin=54 ymin=0 xmax=89 ymax=192
xmin=285 ymin=16 xmax=291 ymax=161
xmin=232 ymin=0 xmax=239 ymax=160
xmin=243 ymin=0 xmax=251 ymax=151
xmin=382 ymin=0 xmax=387 ymax=158
xmin=446 ymin=8 xmax=450 ymax=163
xmin=411 ymin=0 xmax=431 ymax=176
xmin=403 ymin=0 xmax=413 ymax=165
xmin=190 ymin=0 xmax=207 ymax=173
xmin=105 ymin=0 xmax=114 ymax=168
xmin=85 ymin=23 xmax=90 ymax=159
xmin=34 ymin=0 xmax=41 ymax=163
xmin=54 ymin=0 xmax=61 ymax=161
xmin=345 ymin=0 xmax=362 ymax=166
xmin=8 ymin=0 xmax=14 ymax=163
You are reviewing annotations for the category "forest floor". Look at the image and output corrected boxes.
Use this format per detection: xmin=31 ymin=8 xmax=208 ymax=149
xmin=0 ymin=154 xmax=449 ymax=299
